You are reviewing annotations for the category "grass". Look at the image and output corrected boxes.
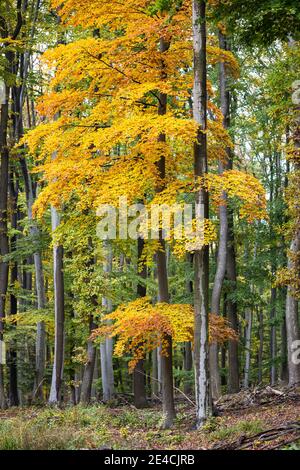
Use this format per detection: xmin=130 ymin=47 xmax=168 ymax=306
xmin=0 ymin=406 xmax=112 ymax=450
xmin=207 ymin=419 xmax=264 ymax=442
xmin=0 ymin=403 xmax=296 ymax=450
xmin=0 ymin=405 xmax=168 ymax=450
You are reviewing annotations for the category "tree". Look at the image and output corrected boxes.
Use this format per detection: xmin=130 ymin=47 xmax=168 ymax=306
xmin=92 ymin=298 xmax=237 ymax=371
xmin=192 ymin=0 xmax=211 ymax=427
xmin=0 ymin=0 xmax=24 ymax=409
xmin=284 ymin=39 xmax=300 ymax=386
xmin=211 ymin=0 xmax=300 ymax=46
xmin=133 ymin=237 xmax=148 ymax=409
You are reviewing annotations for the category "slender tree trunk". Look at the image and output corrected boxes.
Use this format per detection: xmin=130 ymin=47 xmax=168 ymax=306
xmin=48 ymin=207 xmax=65 ymax=404
xmin=218 ymin=33 xmax=240 ymax=395
xmin=184 ymin=254 xmax=193 ymax=395
xmin=192 ymin=0 xmax=211 ymax=428
xmin=79 ymin=239 xmax=98 ymax=404
xmin=134 ymin=359 xmax=147 ymax=408
xmin=151 ymin=349 xmax=159 ymax=397
xmin=226 ymin=216 xmax=240 ymax=393
xmin=69 ymin=308 xmax=76 ymax=405
xmin=284 ymin=36 xmax=300 ymax=386
xmin=257 ymin=307 xmax=264 ymax=384
xmin=0 ymin=84 xmax=9 ymax=409
xmin=285 ymin=232 xmax=300 ymax=386
xmin=92 ymin=349 xmax=99 ymax=400
xmin=268 ymin=149 xmax=278 ymax=387
xmin=285 ymin=38 xmax=300 ymax=386
xmin=209 ymin=31 xmax=232 ymax=400
xmin=244 ymin=308 xmax=252 ymax=389
xmin=270 ymin=287 xmax=277 ymax=385
xmin=154 ymin=36 xmax=176 ymax=429
xmin=8 ymin=172 xmax=19 ymax=406
xmin=100 ymin=241 xmax=114 ymax=402
xmin=14 ymin=50 xmax=47 ymax=400
xmin=183 ymin=342 xmax=193 ymax=396
xmin=80 ymin=316 xmax=97 ymax=404
xmin=133 ymin=237 xmax=148 ymax=408
xmin=20 ymin=144 xmax=47 ymax=402
xmin=280 ymin=292 xmax=289 ymax=383
xmin=100 ymin=336 xmax=114 ymax=402
xmin=75 ymin=367 xmax=83 ymax=404
xmin=157 ymin=235 xmax=175 ymax=427
xmin=218 ymin=32 xmax=240 ymax=395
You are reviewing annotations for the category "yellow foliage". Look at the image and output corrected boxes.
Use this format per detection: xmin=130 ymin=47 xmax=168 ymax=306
xmin=22 ymin=0 xmax=242 ymax=221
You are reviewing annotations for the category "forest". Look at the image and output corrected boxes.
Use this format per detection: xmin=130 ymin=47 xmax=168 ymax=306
xmin=0 ymin=0 xmax=300 ymax=453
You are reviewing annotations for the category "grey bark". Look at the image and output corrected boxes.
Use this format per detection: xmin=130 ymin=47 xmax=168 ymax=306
xmin=257 ymin=307 xmax=264 ymax=384
xmin=100 ymin=242 xmax=114 ymax=402
xmin=184 ymin=254 xmax=193 ymax=395
xmin=192 ymin=0 xmax=212 ymax=428
xmin=8 ymin=173 xmax=19 ymax=406
xmin=133 ymin=237 xmax=148 ymax=408
xmin=285 ymin=233 xmax=300 ymax=386
xmin=80 ymin=317 xmax=97 ymax=404
xmin=183 ymin=342 xmax=193 ymax=395
xmin=209 ymin=31 xmax=232 ymax=401
xmin=0 ymin=84 xmax=9 ymax=409
xmin=48 ymin=207 xmax=65 ymax=404
xmin=0 ymin=0 xmax=24 ymax=410
xmin=20 ymin=158 xmax=46 ymax=400
xmin=12 ymin=18 xmax=47 ymax=400
xmin=285 ymin=37 xmax=300 ymax=386
xmin=154 ymin=36 xmax=176 ymax=429
xmin=151 ymin=349 xmax=159 ymax=396
xmin=244 ymin=308 xmax=252 ymax=388
xmin=270 ymin=287 xmax=277 ymax=385
xmin=280 ymin=300 xmax=289 ymax=383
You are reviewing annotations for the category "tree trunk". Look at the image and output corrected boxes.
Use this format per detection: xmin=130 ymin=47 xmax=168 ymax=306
xmin=184 ymin=254 xmax=193 ymax=395
xmin=244 ymin=308 xmax=252 ymax=389
xmin=8 ymin=172 xmax=19 ymax=406
xmin=80 ymin=316 xmax=97 ymax=404
xmin=183 ymin=342 xmax=193 ymax=396
xmin=48 ymin=207 xmax=65 ymax=404
xmin=19 ymin=158 xmax=47 ymax=401
xmin=285 ymin=38 xmax=300 ymax=386
xmin=257 ymin=307 xmax=264 ymax=384
xmin=154 ymin=36 xmax=176 ymax=429
xmin=100 ymin=242 xmax=114 ymax=402
xmin=75 ymin=367 xmax=83 ymax=404
xmin=133 ymin=237 xmax=148 ymax=408
xmin=0 ymin=84 xmax=9 ymax=409
xmin=209 ymin=30 xmax=232 ymax=401
xmin=218 ymin=32 xmax=240 ymax=395
xmin=151 ymin=349 xmax=159 ymax=397
xmin=133 ymin=360 xmax=148 ymax=409
xmin=192 ymin=0 xmax=212 ymax=428
xmin=285 ymin=232 xmax=300 ymax=386
xmin=226 ymin=214 xmax=240 ymax=393
xmin=270 ymin=287 xmax=277 ymax=385
xmin=15 ymin=63 xmax=47 ymax=401
xmin=280 ymin=295 xmax=289 ymax=383
xmin=157 ymin=234 xmax=175 ymax=428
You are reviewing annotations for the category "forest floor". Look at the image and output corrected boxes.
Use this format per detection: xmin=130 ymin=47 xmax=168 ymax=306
xmin=0 ymin=386 xmax=299 ymax=450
